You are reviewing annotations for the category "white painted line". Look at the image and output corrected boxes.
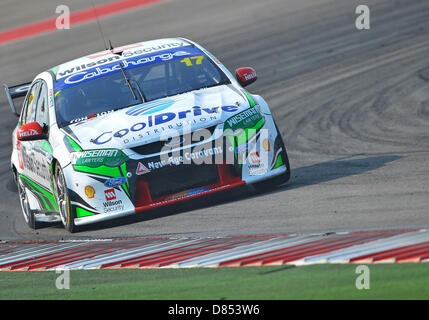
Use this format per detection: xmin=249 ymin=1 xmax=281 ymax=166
xmin=177 ymin=238 xmax=288 ymax=267
xmin=0 ymin=243 xmax=53 ymax=258
xmin=0 ymin=242 xmax=88 ymax=266
xmin=295 ymin=231 xmax=429 ymax=265
xmin=178 ymin=235 xmax=326 ymax=267
xmin=56 ymin=239 xmax=203 ymax=270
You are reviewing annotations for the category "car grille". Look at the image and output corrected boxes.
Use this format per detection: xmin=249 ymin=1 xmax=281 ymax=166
xmin=143 ymin=164 xmax=219 ymax=200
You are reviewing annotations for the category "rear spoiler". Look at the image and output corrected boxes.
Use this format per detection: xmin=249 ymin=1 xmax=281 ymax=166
xmin=3 ymin=82 xmax=31 ymax=117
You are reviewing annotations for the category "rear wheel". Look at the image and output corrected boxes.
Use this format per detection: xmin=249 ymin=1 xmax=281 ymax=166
xmin=17 ymin=176 xmax=37 ymax=229
xmin=53 ymin=164 xmax=76 ymax=233
xmin=253 ymin=124 xmax=291 ymax=191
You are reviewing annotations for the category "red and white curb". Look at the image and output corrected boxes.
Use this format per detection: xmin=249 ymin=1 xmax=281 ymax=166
xmin=0 ymin=229 xmax=427 ymax=271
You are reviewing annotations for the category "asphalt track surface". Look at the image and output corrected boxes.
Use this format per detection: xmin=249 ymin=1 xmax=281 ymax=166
xmin=0 ymin=0 xmax=428 ymax=240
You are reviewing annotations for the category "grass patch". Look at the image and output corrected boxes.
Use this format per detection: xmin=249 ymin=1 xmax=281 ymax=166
xmin=0 ymin=263 xmax=428 ymax=299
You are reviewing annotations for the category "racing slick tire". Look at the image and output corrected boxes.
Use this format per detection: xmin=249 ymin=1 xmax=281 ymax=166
xmin=53 ymin=163 xmax=77 ymax=233
xmin=253 ymin=123 xmax=291 ymax=192
xmin=17 ymin=175 xmax=38 ymax=229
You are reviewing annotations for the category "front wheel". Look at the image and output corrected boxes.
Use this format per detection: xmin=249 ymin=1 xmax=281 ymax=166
xmin=53 ymin=164 xmax=76 ymax=233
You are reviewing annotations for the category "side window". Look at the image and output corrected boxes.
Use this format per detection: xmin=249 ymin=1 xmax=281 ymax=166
xmin=22 ymin=82 xmax=40 ymax=125
xmin=35 ymin=82 xmax=49 ymax=127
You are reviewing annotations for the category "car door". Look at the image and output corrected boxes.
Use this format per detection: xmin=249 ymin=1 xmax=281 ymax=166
xmin=30 ymin=80 xmax=53 ymax=190
xmin=18 ymin=81 xmax=40 ymax=179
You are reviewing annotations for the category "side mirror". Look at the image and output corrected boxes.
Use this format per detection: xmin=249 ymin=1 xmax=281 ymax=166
xmin=17 ymin=122 xmax=47 ymax=141
xmin=235 ymin=67 xmax=257 ymax=87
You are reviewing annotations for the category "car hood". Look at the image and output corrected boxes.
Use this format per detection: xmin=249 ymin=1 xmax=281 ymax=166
xmin=64 ymin=85 xmax=250 ymax=150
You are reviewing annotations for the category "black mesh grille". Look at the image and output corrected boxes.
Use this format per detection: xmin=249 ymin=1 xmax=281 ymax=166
xmin=143 ymin=164 xmax=219 ymax=200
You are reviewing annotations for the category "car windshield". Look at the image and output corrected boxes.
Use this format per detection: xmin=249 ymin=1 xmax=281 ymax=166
xmin=54 ymin=46 xmax=230 ymax=127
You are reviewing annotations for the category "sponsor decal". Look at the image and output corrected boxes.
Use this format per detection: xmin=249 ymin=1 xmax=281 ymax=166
xmin=103 ymin=188 xmax=125 ymax=213
xmin=147 ymin=146 xmax=222 ymax=169
xmin=58 ymin=56 xmax=121 ymax=78
xmin=60 ymin=43 xmax=186 ymax=80
xmin=71 ymin=110 xmax=114 ymax=125
xmin=80 ymin=149 xmax=120 ymax=158
xmin=48 ymin=89 xmax=54 ymax=108
xmin=73 ymin=149 xmax=128 ymax=168
xmin=21 ymin=145 xmax=50 ymax=181
xmin=103 ymin=199 xmax=124 ymax=213
xmin=249 ymin=166 xmax=267 ymax=176
xmin=85 ymin=186 xmax=95 ymax=199
xmin=126 ymin=99 xmax=175 ymax=116
xmin=104 ymin=177 xmax=127 ymax=188
xmin=224 ymin=107 xmax=263 ymax=132
xmin=92 ymin=105 xmax=238 ymax=145
xmin=104 ymin=188 xmax=117 ymax=201
xmin=244 ymin=71 xmax=257 ymax=81
xmin=103 ymin=200 xmax=124 ymax=213
xmin=121 ymin=42 xmax=185 ymax=58
xmin=136 ymin=162 xmax=150 ymax=175
xmin=247 ymin=150 xmax=268 ymax=176
xmin=19 ymin=129 xmax=39 ymax=138
xmin=61 ymin=51 xmax=191 ymax=86
xmin=249 ymin=152 xmax=260 ymax=165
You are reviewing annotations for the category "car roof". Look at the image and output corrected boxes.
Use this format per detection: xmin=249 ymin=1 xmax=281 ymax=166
xmin=51 ymin=38 xmax=193 ymax=80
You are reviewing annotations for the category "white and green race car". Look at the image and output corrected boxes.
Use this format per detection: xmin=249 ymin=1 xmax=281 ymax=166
xmin=4 ymin=38 xmax=290 ymax=232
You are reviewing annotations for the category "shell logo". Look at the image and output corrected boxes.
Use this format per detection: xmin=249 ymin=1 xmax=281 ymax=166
xmin=85 ymin=186 xmax=95 ymax=199
xmin=262 ymin=138 xmax=270 ymax=152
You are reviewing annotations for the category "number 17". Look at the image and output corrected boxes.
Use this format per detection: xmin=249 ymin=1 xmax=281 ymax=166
xmin=180 ymin=56 xmax=204 ymax=66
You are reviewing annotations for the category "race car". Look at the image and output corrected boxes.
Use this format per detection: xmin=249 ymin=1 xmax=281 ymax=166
xmin=4 ymin=38 xmax=290 ymax=232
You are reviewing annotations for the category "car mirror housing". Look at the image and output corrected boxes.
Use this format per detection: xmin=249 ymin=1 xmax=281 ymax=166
xmin=235 ymin=67 xmax=257 ymax=87
xmin=17 ymin=122 xmax=47 ymax=141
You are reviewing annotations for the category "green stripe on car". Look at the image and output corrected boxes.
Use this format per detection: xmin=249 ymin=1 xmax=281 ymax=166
xmin=19 ymin=175 xmax=58 ymax=211
xmin=73 ymin=165 xmax=123 ymax=178
xmin=40 ymin=140 xmax=53 ymax=154
xmin=67 ymin=136 xmax=83 ymax=152
xmin=272 ymin=153 xmax=284 ymax=169
xmin=242 ymin=90 xmax=256 ymax=107
xmin=76 ymin=207 xmax=97 ymax=218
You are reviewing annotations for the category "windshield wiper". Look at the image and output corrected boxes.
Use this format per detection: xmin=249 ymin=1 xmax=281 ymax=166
xmin=118 ymin=63 xmax=145 ymax=103
xmin=129 ymin=79 xmax=146 ymax=103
